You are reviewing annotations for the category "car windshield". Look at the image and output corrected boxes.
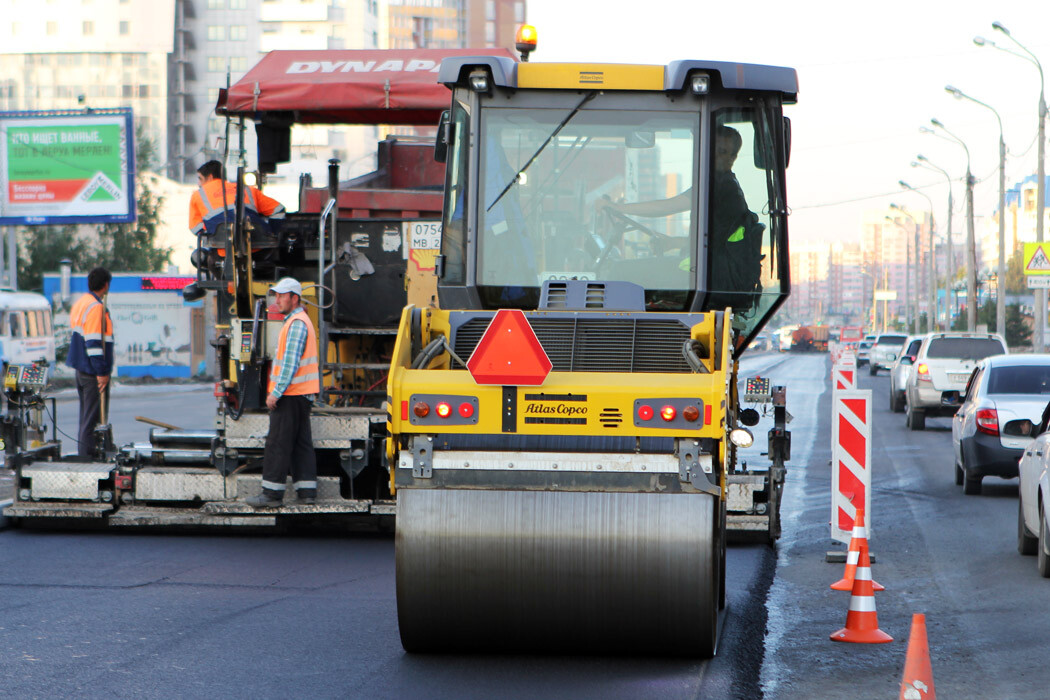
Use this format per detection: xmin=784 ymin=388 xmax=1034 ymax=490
xmin=877 ymin=335 xmax=907 ymax=345
xmin=987 ymin=365 xmax=1050 ymax=395
xmin=860 ymin=341 xmax=872 ymax=349
xmin=926 ymin=337 xmax=1005 ymax=360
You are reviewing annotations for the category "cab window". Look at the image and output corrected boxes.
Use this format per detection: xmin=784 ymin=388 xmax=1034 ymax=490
xmin=26 ymin=310 xmax=38 ymax=337
xmin=9 ymin=312 xmax=24 ymax=338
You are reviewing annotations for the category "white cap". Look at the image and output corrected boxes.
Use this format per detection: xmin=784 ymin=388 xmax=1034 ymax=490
xmin=270 ymin=277 xmax=303 ymax=296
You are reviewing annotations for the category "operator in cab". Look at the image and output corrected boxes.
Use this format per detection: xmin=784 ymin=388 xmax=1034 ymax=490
xmin=188 ymin=160 xmax=286 ymax=276
xmin=595 ymin=125 xmax=763 ymax=310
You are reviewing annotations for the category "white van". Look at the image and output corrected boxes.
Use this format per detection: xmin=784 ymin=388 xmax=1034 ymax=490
xmin=0 ymin=291 xmax=56 ymax=366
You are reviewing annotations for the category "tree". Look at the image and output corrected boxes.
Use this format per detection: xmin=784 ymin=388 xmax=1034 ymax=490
xmin=953 ymin=299 xmax=1032 ymax=347
xmin=94 ymin=125 xmax=172 ymax=272
xmin=1005 ymin=247 xmax=1027 ymax=295
xmin=17 ymin=224 xmax=96 ymax=293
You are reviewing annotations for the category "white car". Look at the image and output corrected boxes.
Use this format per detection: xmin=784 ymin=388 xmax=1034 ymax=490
xmin=1016 ymin=402 xmax=1050 ymax=577
xmin=951 ymin=355 xmax=1050 ymax=495
xmin=905 ymin=332 xmax=1008 ymax=431
xmin=870 ymin=332 xmax=908 ymax=376
xmin=857 ymin=334 xmax=877 ymax=367
xmin=889 ymin=335 xmax=925 ymax=413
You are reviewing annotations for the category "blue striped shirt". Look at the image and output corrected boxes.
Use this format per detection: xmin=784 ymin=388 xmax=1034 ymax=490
xmin=270 ymin=313 xmax=309 ymax=398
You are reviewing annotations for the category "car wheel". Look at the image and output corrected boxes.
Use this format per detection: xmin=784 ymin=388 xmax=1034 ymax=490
xmin=962 ymin=467 xmax=982 ymax=495
xmin=907 ymin=404 xmax=925 ymax=431
xmin=954 ymin=460 xmax=964 ymax=486
xmin=1019 ymin=497 xmax=1038 ymax=555
xmin=869 ymin=364 xmax=878 ymax=376
xmin=892 ymin=390 xmax=905 ymax=413
xmin=1039 ymin=504 xmax=1050 ymax=578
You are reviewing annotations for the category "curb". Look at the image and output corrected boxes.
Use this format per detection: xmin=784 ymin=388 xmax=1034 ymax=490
xmin=50 ymin=382 xmax=215 ymax=401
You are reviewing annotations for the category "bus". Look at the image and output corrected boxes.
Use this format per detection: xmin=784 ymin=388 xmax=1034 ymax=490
xmin=0 ymin=291 xmax=56 ymax=366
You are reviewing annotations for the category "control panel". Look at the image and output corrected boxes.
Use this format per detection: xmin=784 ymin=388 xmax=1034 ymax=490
xmin=744 ymin=376 xmax=772 ymax=404
xmin=4 ymin=363 xmax=49 ymax=391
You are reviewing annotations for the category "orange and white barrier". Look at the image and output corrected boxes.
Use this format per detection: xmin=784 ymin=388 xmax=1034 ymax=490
xmin=829 ymin=533 xmax=892 ymax=644
xmin=832 ymin=364 xmax=856 ymax=390
xmin=831 ymin=390 xmax=871 ymax=544
xmin=900 ymin=613 xmax=936 ymax=698
xmin=830 ymin=507 xmax=883 ymax=592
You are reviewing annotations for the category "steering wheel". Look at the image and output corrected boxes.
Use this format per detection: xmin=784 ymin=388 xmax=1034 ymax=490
xmin=593 ymin=202 xmax=674 ymax=274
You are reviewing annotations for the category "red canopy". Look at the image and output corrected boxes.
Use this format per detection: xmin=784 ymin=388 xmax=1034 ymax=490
xmin=218 ymin=48 xmax=516 ymax=125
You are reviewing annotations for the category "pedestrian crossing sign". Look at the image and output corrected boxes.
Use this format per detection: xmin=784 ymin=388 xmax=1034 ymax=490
xmin=1024 ymin=243 xmax=1050 ymax=275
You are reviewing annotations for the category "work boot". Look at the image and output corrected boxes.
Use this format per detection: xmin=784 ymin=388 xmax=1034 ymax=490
xmin=245 ymin=493 xmax=283 ymax=508
xmin=297 ymin=490 xmax=316 ymax=505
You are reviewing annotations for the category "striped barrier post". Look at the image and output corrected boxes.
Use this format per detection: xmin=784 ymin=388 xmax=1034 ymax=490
xmin=831 ymin=389 xmax=871 ymax=545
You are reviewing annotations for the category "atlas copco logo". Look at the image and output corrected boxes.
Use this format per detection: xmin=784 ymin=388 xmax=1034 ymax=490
xmin=524 ymin=403 xmax=588 ymax=417
xmin=286 ymin=59 xmax=441 ymax=75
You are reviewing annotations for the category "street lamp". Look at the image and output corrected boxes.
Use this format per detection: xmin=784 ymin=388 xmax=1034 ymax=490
xmin=913 ymin=154 xmax=955 ymax=331
xmin=897 ymin=185 xmax=936 ymax=334
xmin=976 ymin=23 xmax=1046 ymax=350
xmin=926 ymin=118 xmax=977 ymax=331
xmin=946 ymin=85 xmax=1007 ymax=340
xmin=885 ymin=214 xmax=913 ymax=332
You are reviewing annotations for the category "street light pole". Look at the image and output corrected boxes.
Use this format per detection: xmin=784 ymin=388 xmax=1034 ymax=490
xmin=946 ymin=86 xmax=1007 ymax=340
xmin=915 ymin=153 xmax=955 ymax=331
xmin=978 ymin=23 xmax=1047 ymax=349
xmin=930 ymin=118 xmax=977 ymax=331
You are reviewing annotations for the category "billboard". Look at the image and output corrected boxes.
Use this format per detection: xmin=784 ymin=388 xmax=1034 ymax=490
xmin=0 ymin=109 xmax=135 ymax=225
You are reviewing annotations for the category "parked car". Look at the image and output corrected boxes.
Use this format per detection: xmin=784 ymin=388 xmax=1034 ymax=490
xmin=952 ymin=355 xmax=1050 ymax=494
xmin=889 ymin=335 xmax=925 ymax=413
xmin=905 ymin=331 xmax=1008 ymax=431
xmin=870 ymin=333 xmax=908 ymax=376
xmin=857 ymin=334 xmax=877 ymax=367
xmin=1015 ymin=400 xmax=1050 ymax=576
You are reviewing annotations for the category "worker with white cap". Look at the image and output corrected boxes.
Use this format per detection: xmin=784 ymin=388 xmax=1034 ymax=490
xmin=246 ymin=277 xmax=321 ymax=508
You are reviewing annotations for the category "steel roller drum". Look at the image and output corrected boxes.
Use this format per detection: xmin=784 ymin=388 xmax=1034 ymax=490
xmin=396 ymin=488 xmax=719 ymax=655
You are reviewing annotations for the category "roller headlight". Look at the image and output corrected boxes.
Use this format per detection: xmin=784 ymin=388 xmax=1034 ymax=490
xmin=729 ymin=428 xmax=754 ymax=448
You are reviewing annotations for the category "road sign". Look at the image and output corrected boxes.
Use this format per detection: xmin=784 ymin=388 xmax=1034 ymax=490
xmin=1024 ymin=242 xmax=1050 ymax=275
xmin=873 ymin=290 xmax=897 ymax=301
xmin=831 ymin=390 xmax=872 ymax=545
xmin=1028 ymin=275 xmax=1050 ymax=288
xmin=467 ymin=309 xmax=552 ymax=385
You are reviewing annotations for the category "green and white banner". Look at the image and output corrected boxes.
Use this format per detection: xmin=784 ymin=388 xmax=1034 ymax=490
xmin=0 ymin=109 xmax=135 ymax=225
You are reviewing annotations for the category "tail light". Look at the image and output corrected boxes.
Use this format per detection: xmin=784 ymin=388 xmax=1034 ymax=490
xmin=682 ymin=405 xmax=700 ymax=422
xmin=637 ymin=405 xmax=654 ymax=421
xmin=458 ymin=402 xmax=475 ymax=418
xmin=975 ymin=408 xmax=999 ymax=436
xmin=660 ymin=405 xmax=677 ymax=421
xmin=916 ymin=363 xmax=931 ymax=382
xmin=435 ymin=402 xmax=452 ymax=418
xmin=412 ymin=401 xmax=430 ymax=418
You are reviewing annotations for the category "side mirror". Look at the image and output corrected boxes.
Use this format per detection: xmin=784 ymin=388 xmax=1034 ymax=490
xmin=1003 ymin=418 xmax=1037 ymax=437
xmin=901 ymin=355 xmax=914 ymax=365
xmin=434 ymin=110 xmax=451 ymax=163
xmin=625 ymin=130 xmax=656 ymax=149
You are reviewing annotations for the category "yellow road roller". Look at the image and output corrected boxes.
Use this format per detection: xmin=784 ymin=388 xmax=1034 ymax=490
xmin=388 ymin=45 xmax=797 ymax=656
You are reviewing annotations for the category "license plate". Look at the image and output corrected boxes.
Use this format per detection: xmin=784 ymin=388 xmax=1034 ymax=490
xmin=948 ymin=372 xmax=970 ymax=382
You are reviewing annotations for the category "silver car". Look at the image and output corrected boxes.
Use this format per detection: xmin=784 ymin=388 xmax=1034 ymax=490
xmin=951 ymin=355 xmax=1050 ymax=494
xmin=870 ymin=333 xmax=908 ymax=376
xmin=905 ymin=332 xmax=1008 ymax=430
xmin=889 ymin=335 xmax=925 ymax=413
xmin=1016 ymin=401 xmax=1050 ymax=576
xmin=857 ymin=334 xmax=877 ymax=367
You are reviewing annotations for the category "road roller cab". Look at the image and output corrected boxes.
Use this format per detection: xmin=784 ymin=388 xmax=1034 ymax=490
xmin=389 ymin=50 xmax=797 ymax=656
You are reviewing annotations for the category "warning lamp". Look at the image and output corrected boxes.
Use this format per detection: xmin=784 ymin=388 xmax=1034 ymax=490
xmin=637 ymin=405 xmax=654 ymax=421
xmin=413 ymin=401 xmax=430 ymax=418
xmin=458 ymin=402 xmax=475 ymax=419
xmin=660 ymin=405 xmax=677 ymax=422
xmin=515 ymin=24 xmax=538 ymax=62
xmin=682 ymin=405 xmax=700 ymax=422
xmin=435 ymin=402 xmax=453 ymax=418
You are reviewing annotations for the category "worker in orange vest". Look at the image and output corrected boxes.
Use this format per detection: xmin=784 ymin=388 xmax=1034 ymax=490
xmin=65 ymin=267 xmax=114 ymax=457
xmin=188 ymin=160 xmax=286 ymax=275
xmin=246 ymin=277 xmax=320 ymax=508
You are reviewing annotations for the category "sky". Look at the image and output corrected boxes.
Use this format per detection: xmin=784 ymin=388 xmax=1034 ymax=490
xmin=527 ymin=0 xmax=1050 ymax=248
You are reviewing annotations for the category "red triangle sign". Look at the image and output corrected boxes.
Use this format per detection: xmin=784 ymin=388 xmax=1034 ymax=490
xmin=467 ymin=309 xmax=552 ymax=385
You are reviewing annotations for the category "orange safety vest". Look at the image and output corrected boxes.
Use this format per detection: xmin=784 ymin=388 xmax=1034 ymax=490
xmin=267 ymin=307 xmax=320 ymax=397
xmin=189 ymin=178 xmax=286 ymax=255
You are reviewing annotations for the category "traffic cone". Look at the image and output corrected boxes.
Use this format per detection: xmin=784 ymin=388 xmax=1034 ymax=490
xmin=831 ymin=507 xmax=884 ymax=591
xmin=830 ymin=535 xmax=893 ymax=643
xmin=899 ymin=613 xmax=935 ymax=699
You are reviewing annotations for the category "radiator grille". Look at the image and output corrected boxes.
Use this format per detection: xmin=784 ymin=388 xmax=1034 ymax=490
xmin=452 ymin=315 xmax=693 ymax=373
